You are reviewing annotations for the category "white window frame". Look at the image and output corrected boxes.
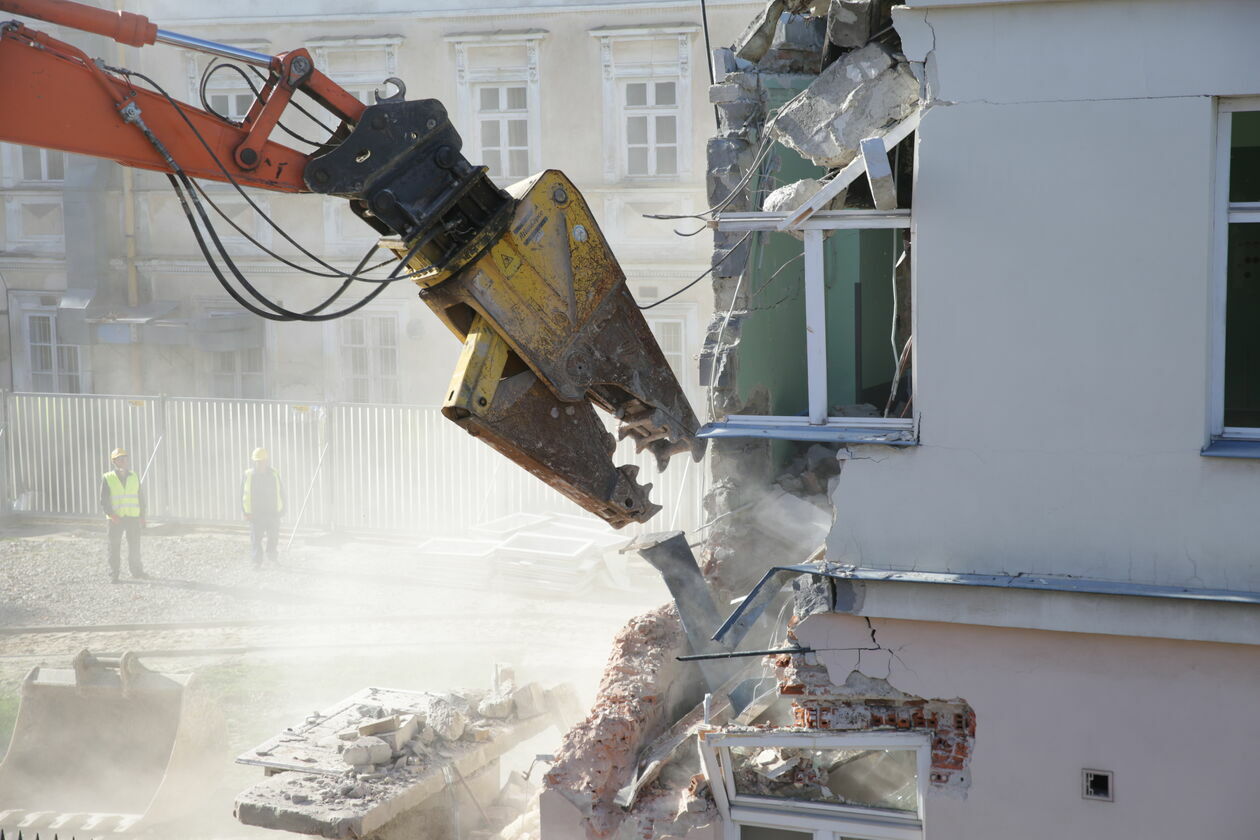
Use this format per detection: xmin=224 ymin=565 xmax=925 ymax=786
xmin=310 ymin=37 xmax=402 ymax=106
xmin=326 ymin=306 xmax=402 ymax=404
xmin=8 ymin=291 xmax=91 ymax=393
xmin=643 ymin=300 xmax=699 ymax=399
xmin=447 ymin=31 xmax=545 ymax=185
xmin=699 ymin=730 xmax=928 ymax=840
xmin=1210 ymin=96 xmax=1260 ymax=442
xmin=701 ymin=116 xmax=921 ymax=445
xmin=1 ymin=144 xmax=67 ymax=252
xmin=182 ymin=44 xmax=270 ymax=125
xmin=589 ymin=25 xmax=697 ymax=183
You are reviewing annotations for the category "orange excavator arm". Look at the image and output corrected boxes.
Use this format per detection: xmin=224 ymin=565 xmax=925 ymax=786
xmin=0 ymin=1 xmax=364 ymax=190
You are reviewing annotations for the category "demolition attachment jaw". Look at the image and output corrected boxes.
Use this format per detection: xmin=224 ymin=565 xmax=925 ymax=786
xmin=307 ymin=101 xmax=705 ymax=527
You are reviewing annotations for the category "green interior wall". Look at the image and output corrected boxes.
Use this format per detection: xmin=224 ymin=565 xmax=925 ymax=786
xmin=733 ymin=76 xmax=900 ymax=464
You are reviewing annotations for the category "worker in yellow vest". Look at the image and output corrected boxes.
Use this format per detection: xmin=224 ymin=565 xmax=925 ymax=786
xmin=99 ymin=447 xmax=147 ymax=582
xmin=242 ymin=447 xmax=285 ymax=567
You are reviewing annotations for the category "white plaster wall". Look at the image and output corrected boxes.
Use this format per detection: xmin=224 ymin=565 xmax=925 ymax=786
xmin=795 ymin=612 xmax=1260 ymax=840
xmin=828 ymin=0 xmax=1260 ymax=591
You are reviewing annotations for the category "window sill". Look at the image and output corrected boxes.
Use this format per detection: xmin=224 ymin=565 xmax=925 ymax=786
xmin=698 ymin=414 xmax=915 ymax=445
xmin=1201 ymin=438 xmax=1260 ymax=458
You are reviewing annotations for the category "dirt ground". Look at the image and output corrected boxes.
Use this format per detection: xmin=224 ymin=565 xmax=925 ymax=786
xmin=0 ymin=518 xmax=668 ymax=839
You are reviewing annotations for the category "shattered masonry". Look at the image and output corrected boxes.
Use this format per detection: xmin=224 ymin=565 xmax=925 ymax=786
xmin=772 ymin=652 xmax=976 ymax=793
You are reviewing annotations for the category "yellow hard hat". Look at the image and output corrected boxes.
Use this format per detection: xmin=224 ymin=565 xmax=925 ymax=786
xmin=251 ymin=447 xmax=269 ymax=461
xmin=110 ymin=447 xmax=127 ymax=460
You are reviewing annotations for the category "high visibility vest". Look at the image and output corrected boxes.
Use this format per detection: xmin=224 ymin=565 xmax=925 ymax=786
xmin=103 ymin=471 xmax=141 ymax=518
xmin=243 ymin=468 xmax=283 ymax=515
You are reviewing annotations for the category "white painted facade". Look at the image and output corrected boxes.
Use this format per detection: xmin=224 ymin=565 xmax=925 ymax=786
xmin=829 ymin=0 xmax=1260 ymax=593
xmin=791 ymin=1 xmax=1260 ymax=838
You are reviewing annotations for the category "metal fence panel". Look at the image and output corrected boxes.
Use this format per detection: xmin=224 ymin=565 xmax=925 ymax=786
xmin=3 ymin=392 xmax=708 ymax=535
xmin=6 ymin=393 xmax=161 ymax=518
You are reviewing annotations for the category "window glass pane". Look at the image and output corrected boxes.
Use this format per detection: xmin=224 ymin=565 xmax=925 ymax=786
xmin=350 ymin=378 xmax=369 ymax=403
xmin=739 ymin=828 xmax=811 ymax=840
xmin=377 ymin=347 xmax=398 ymax=377
xmin=234 ymin=94 xmax=254 ymax=119
xmin=654 ymin=81 xmax=676 ymax=106
xmin=479 ymin=86 xmax=500 ymax=112
xmin=372 ymin=316 xmax=396 ymax=346
xmin=31 ymin=345 xmax=53 ymax=373
xmin=656 ymin=146 xmax=678 ymax=175
xmin=32 ymin=373 xmax=55 ymax=392
xmin=481 ymin=120 xmax=501 ymax=148
xmin=506 ymin=86 xmax=527 ymax=110
xmin=1230 ymin=112 xmax=1260 ymax=203
xmin=1225 ymin=221 xmax=1260 ymax=426
xmin=29 ymin=315 xmax=52 ymax=345
xmin=509 ymin=150 xmax=528 ymax=177
xmin=210 ymin=93 xmax=231 ymax=117
xmin=59 ymin=372 xmax=82 ymax=395
xmin=483 ymin=149 xmax=502 ymax=177
xmin=347 ymin=346 xmax=369 ymax=377
xmin=56 ymin=346 xmax=79 ymax=374
xmin=45 ymin=152 xmax=64 ymax=181
xmin=627 ymin=147 xmax=649 ymax=176
xmin=627 ymin=116 xmax=648 ymax=146
xmin=242 ymin=347 xmax=263 ymax=373
xmin=656 ymin=115 xmax=677 ymax=145
xmin=626 ymin=82 xmax=647 ymax=107
xmin=379 ymin=378 xmax=399 ymax=404
xmin=728 ymin=745 xmax=919 ymax=814
xmin=508 ymin=119 xmax=528 ymax=148
xmin=21 ymin=146 xmax=42 ymax=180
xmin=344 ymin=318 xmax=365 ymax=345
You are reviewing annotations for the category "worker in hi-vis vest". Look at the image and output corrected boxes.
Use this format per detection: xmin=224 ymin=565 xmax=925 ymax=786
xmin=99 ymin=447 xmax=147 ymax=582
xmin=242 ymin=447 xmax=285 ymax=567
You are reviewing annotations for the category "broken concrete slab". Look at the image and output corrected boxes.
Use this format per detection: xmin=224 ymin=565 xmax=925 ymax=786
xmin=734 ymin=0 xmax=787 ymax=63
xmin=759 ymin=13 xmax=827 ymax=74
xmin=422 ymin=697 xmax=466 ymax=742
xmin=511 ymin=682 xmax=549 ymax=720
xmin=236 ymin=685 xmax=573 ymax=840
xmin=343 ymin=736 xmax=392 ymax=768
xmin=770 ymin=43 xmax=919 ymax=169
xmin=826 ymin=0 xmax=894 ymax=49
xmin=478 ymin=692 xmax=514 ymax=720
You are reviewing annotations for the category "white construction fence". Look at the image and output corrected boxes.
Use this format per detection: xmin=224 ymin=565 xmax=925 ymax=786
xmin=0 ymin=392 xmax=708 ymax=536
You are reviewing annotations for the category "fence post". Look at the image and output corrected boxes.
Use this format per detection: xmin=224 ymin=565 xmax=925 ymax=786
xmin=0 ymin=389 xmax=10 ymax=517
xmin=323 ymin=401 xmax=336 ymax=534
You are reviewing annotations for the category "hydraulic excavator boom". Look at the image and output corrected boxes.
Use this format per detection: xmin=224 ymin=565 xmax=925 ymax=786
xmin=0 ymin=0 xmax=705 ymax=527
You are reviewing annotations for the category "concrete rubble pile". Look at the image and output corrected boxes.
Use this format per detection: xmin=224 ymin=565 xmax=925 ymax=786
xmin=235 ymin=677 xmax=580 ymax=840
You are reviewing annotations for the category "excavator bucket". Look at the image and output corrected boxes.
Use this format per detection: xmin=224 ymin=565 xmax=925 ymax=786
xmin=386 ymin=171 xmax=706 ymax=527
xmin=0 ymin=650 xmax=226 ymax=837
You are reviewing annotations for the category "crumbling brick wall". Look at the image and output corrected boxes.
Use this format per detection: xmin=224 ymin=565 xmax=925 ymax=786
xmin=771 ymin=650 xmax=976 ymax=793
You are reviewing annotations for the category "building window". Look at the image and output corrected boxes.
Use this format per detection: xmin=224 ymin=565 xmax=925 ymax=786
xmin=448 ymin=31 xmax=545 ymax=184
xmin=338 ymin=311 xmax=400 ymax=403
xmin=1213 ymin=101 xmax=1260 ymax=439
xmin=590 ymin=26 xmax=697 ymax=182
xmin=210 ymin=347 xmax=265 ymax=399
xmin=700 ymin=732 xmax=928 ymax=840
xmin=20 ymin=147 xmax=65 ymax=183
xmin=183 ymin=46 xmax=268 ymax=123
xmin=624 ymin=79 xmax=679 ymax=176
xmin=2 ymin=145 xmax=66 ymax=250
xmin=311 ymin=39 xmax=401 ymax=106
xmin=476 ymin=84 xmax=530 ymax=180
xmin=9 ymin=294 xmax=87 ymax=394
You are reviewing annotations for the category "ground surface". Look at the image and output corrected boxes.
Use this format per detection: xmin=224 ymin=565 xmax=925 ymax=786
xmin=0 ymin=519 xmax=666 ymax=840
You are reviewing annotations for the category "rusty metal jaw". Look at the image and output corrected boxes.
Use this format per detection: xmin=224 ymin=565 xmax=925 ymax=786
xmin=402 ymin=170 xmax=705 ymax=527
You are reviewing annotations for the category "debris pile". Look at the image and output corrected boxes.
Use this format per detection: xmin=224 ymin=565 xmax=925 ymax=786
xmin=235 ymin=680 xmax=579 ymax=840
xmin=543 ymin=605 xmax=701 ymax=838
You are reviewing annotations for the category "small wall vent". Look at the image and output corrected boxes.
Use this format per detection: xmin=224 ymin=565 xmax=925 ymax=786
xmin=1082 ymin=769 xmax=1113 ymax=802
